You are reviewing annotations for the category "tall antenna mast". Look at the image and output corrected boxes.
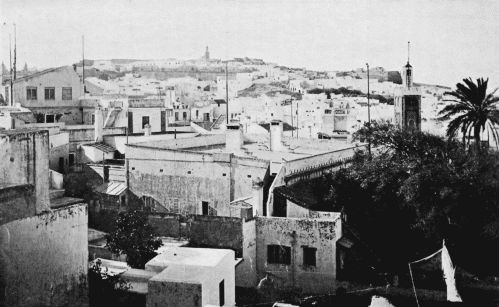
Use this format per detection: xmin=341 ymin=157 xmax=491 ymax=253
xmin=225 ymin=61 xmax=229 ymax=124
xmin=82 ymin=35 xmax=85 ymax=97
xmin=13 ymin=23 xmax=17 ymax=80
xmin=407 ymin=41 xmax=410 ymax=64
xmin=9 ymin=34 xmax=13 ymax=106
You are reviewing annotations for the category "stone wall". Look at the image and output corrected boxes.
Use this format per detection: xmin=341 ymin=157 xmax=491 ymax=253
xmin=1 ymin=203 xmax=88 ymax=306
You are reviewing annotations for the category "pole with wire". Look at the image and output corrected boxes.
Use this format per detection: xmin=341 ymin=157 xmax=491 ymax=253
xmin=366 ymin=63 xmax=372 ymax=157
xmin=225 ymin=61 xmax=229 ymax=124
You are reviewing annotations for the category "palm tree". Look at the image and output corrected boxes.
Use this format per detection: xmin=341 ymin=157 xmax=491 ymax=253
xmin=438 ymin=77 xmax=499 ymax=151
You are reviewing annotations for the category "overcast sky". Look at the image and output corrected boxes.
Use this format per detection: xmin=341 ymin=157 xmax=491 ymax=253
xmin=1 ymin=0 xmax=498 ymax=87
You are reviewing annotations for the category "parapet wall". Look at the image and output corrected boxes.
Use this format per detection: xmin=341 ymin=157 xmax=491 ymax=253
xmin=1 ymin=203 xmax=88 ymax=307
xmin=148 ymin=213 xmax=244 ymax=256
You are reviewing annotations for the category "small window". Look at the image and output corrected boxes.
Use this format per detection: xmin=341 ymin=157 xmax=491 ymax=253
xmin=26 ymin=87 xmax=37 ymax=100
xmin=62 ymin=87 xmax=72 ymax=100
xmin=44 ymin=87 xmax=55 ymax=100
xmin=196 ymin=110 xmax=199 ymax=118
xmin=45 ymin=114 xmax=55 ymax=123
xmin=267 ymin=245 xmax=291 ymax=265
xmin=183 ymin=112 xmax=187 ymax=120
xmin=325 ymin=109 xmax=332 ymax=114
xmin=175 ymin=112 xmax=179 ymax=121
xmin=219 ymin=280 xmax=225 ymax=306
xmin=91 ymin=114 xmax=95 ymax=125
xmin=303 ymin=247 xmax=316 ymax=266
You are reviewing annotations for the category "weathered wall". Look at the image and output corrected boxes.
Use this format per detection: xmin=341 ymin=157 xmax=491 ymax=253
xmin=0 ymin=129 xmax=50 ymax=213
xmin=255 ymin=216 xmax=342 ymax=294
xmin=0 ymin=184 xmax=36 ymax=225
xmin=147 ymin=280 xmax=202 ymax=307
xmin=1 ymin=203 xmax=88 ymax=306
xmin=127 ymin=146 xmax=233 ymax=215
xmin=188 ymin=215 xmax=243 ymax=255
xmin=236 ymin=219 xmax=258 ymax=288
xmin=148 ymin=214 xmax=244 ymax=256
xmin=127 ymin=144 xmax=268 ymax=216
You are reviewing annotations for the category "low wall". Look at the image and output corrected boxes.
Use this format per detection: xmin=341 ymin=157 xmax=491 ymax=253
xmin=148 ymin=214 xmax=244 ymax=256
xmin=1 ymin=203 xmax=88 ymax=307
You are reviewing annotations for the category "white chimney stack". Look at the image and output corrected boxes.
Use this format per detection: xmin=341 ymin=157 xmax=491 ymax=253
xmin=270 ymin=120 xmax=283 ymax=151
xmin=94 ymin=107 xmax=104 ymax=142
xmin=226 ymin=123 xmax=243 ymax=153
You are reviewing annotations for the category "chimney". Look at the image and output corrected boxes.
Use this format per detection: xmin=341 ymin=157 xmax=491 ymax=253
xmin=144 ymin=123 xmax=152 ymax=136
xmin=269 ymin=120 xmax=283 ymax=151
xmin=252 ymin=178 xmax=264 ymax=216
xmin=94 ymin=107 xmax=104 ymax=142
xmin=226 ymin=123 xmax=243 ymax=153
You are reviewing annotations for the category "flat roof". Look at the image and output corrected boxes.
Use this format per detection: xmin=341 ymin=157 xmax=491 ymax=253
xmin=146 ymin=247 xmax=231 ymax=269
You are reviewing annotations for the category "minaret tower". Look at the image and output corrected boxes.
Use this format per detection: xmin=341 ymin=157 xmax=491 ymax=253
xmin=204 ymin=46 xmax=210 ymax=62
xmin=394 ymin=41 xmax=422 ymax=131
xmin=402 ymin=41 xmax=413 ymax=88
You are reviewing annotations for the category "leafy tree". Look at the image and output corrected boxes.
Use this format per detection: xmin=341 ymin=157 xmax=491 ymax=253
xmin=106 ymin=210 xmax=163 ymax=269
xmin=328 ymin=122 xmax=499 ymax=276
xmin=438 ymin=77 xmax=499 ymax=150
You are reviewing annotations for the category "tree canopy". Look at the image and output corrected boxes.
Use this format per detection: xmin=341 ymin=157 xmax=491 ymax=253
xmin=106 ymin=210 xmax=163 ymax=269
xmin=439 ymin=77 xmax=499 ymax=150
xmin=326 ymin=121 xmax=499 ymax=276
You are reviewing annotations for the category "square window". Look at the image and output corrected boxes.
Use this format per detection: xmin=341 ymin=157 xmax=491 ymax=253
xmin=45 ymin=114 xmax=55 ymax=123
xmin=44 ymin=87 xmax=55 ymax=100
xmin=62 ymin=87 xmax=72 ymax=100
xmin=26 ymin=87 xmax=37 ymax=100
xmin=267 ymin=245 xmax=291 ymax=265
xmin=303 ymin=247 xmax=316 ymax=266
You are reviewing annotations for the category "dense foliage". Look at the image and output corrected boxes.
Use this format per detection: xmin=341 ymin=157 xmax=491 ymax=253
xmin=439 ymin=77 xmax=499 ymax=150
xmin=106 ymin=210 xmax=163 ymax=269
xmin=326 ymin=121 xmax=499 ymax=276
xmin=88 ymin=259 xmax=136 ymax=307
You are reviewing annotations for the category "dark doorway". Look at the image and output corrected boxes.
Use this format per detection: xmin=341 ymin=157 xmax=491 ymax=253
xmin=68 ymin=153 xmax=75 ymax=167
xmin=161 ymin=110 xmax=166 ymax=132
xmin=127 ymin=112 xmax=133 ymax=134
xmin=103 ymin=166 xmax=110 ymax=182
xmin=219 ymin=280 xmax=225 ymax=306
xmin=273 ymin=192 xmax=287 ymax=217
xmin=202 ymin=201 xmax=209 ymax=215
xmin=58 ymin=157 xmax=65 ymax=174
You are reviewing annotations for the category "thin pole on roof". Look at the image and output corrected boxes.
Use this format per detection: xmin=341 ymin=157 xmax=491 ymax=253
xmin=9 ymin=33 xmax=13 ymax=106
xmin=13 ymin=23 xmax=16 ymax=81
xmin=225 ymin=61 xmax=229 ymax=124
xmin=366 ymin=62 xmax=372 ymax=157
xmin=82 ymin=35 xmax=85 ymax=98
